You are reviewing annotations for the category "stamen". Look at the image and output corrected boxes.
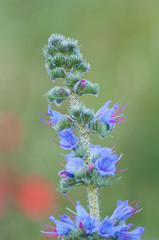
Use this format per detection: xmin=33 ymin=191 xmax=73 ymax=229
xmin=38 ymin=112 xmax=52 ymax=116
xmin=42 ymin=226 xmax=56 ymax=232
xmin=52 ymin=139 xmax=71 ymax=149
xmin=113 ymin=104 xmax=122 ymax=113
xmin=65 ymin=214 xmax=76 ymax=219
xmin=111 ymin=144 xmax=116 ymax=151
xmin=66 ymin=207 xmax=77 ymax=215
xmin=42 ymin=233 xmax=58 ymax=237
xmin=115 ymin=154 xmax=123 ymax=165
xmin=115 ymin=168 xmax=127 ymax=173
xmin=59 ymin=161 xmax=66 ymax=168
xmin=133 ymin=200 xmax=140 ymax=209
xmin=64 ymin=194 xmax=76 ymax=207
xmin=129 ymin=200 xmax=135 ymax=206
xmin=41 ymin=222 xmax=56 ymax=229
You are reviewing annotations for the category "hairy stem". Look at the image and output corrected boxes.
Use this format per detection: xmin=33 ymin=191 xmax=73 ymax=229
xmin=70 ymin=94 xmax=100 ymax=220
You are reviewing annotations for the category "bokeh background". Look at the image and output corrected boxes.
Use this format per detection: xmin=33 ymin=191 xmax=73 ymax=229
xmin=0 ymin=0 xmax=159 ymax=239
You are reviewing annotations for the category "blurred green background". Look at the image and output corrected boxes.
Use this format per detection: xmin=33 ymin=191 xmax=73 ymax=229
xmin=0 ymin=0 xmax=159 ymax=239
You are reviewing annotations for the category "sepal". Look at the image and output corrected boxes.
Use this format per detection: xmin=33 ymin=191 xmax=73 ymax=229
xmin=65 ymin=73 xmax=80 ymax=88
xmin=74 ymin=144 xmax=88 ymax=158
xmin=74 ymin=80 xmax=99 ymax=96
xmin=43 ymin=44 xmax=58 ymax=58
xmin=45 ymin=86 xmax=70 ymax=105
xmin=71 ymin=61 xmax=90 ymax=74
xmin=70 ymin=103 xmax=94 ymax=124
xmin=48 ymin=67 xmax=66 ymax=81
xmin=58 ymin=177 xmax=83 ymax=194
xmin=89 ymin=120 xmax=112 ymax=138
xmin=65 ymin=55 xmax=83 ymax=69
xmin=62 ymin=228 xmax=105 ymax=240
xmin=48 ymin=34 xmax=80 ymax=55
xmin=54 ymin=116 xmax=74 ymax=132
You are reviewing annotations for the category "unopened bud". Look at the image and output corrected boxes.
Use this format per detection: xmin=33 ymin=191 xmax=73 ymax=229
xmin=59 ymin=171 xmax=74 ymax=178
xmin=89 ymin=163 xmax=94 ymax=171
xmin=78 ymin=221 xmax=83 ymax=228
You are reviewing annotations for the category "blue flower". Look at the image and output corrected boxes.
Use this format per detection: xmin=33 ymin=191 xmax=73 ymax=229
xmin=110 ymin=200 xmax=141 ymax=222
xmin=78 ymin=215 xmax=98 ymax=234
xmin=41 ymin=215 xmax=76 ymax=239
xmin=75 ymin=201 xmax=98 ymax=234
xmin=95 ymin=147 xmax=119 ymax=177
xmin=90 ymin=144 xmax=102 ymax=158
xmin=98 ymin=219 xmax=115 ymax=238
xmin=75 ymin=201 xmax=89 ymax=219
xmin=58 ymin=129 xmax=78 ymax=150
xmin=95 ymin=100 xmax=127 ymax=130
xmin=59 ymin=156 xmax=84 ymax=179
xmin=116 ymin=226 xmax=145 ymax=240
xmin=65 ymin=152 xmax=75 ymax=161
xmin=65 ymin=156 xmax=84 ymax=173
xmin=39 ymin=104 xmax=63 ymax=125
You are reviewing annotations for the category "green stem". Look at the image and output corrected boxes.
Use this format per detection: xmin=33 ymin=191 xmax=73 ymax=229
xmin=70 ymin=94 xmax=100 ymax=220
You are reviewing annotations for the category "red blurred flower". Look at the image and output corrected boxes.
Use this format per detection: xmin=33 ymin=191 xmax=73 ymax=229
xmin=16 ymin=174 xmax=58 ymax=220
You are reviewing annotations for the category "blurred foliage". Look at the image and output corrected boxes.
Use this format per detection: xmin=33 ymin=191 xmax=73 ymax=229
xmin=0 ymin=0 xmax=159 ymax=239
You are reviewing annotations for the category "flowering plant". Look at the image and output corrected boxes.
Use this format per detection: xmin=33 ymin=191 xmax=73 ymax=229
xmin=40 ymin=34 xmax=144 ymax=239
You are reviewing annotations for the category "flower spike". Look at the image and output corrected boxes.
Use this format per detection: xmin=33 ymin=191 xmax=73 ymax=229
xmin=40 ymin=34 xmax=145 ymax=240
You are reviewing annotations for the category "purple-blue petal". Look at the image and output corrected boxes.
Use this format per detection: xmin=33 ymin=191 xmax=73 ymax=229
xmin=110 ymin=200 xmax=134 ymax=221
xmin=59 ymin=129 xmax=78 ymax=150
xmin=117 ymin=226 xmax=145 ymax=240
xmin=48 ymin=104 xmax=63 ymax=124
xmin=98 ymin=219 xmax=115 ymax=238
xmin=90 ymin=145 xmax=102 ymax=157
xmin=65 ymin=157 xmax=84 ymax=173
xmin=76 ymin=201 xmax=88 ymax=220
xmin=48 ymin=215 xmax=76 ymax=239
xmin=95 ymin=148 xmax=118 ymax=177
xmin=80 ymin=215 xmax=98 ymax=234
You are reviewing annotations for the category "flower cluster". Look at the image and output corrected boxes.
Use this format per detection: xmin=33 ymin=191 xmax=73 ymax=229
xmin=59 ymin=143 xmax=125 ymax=180
xmin=41 ymin=198 xmax=144 ymax=239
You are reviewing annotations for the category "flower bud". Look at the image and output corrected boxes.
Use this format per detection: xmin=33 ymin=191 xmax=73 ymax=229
xmin=59 ymin=171 xmax=74 ymax=178
xmin=89 ymin=163 xmax=94 ymax=171
xmin=78 ymin=221 xmax=83 ymax=228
